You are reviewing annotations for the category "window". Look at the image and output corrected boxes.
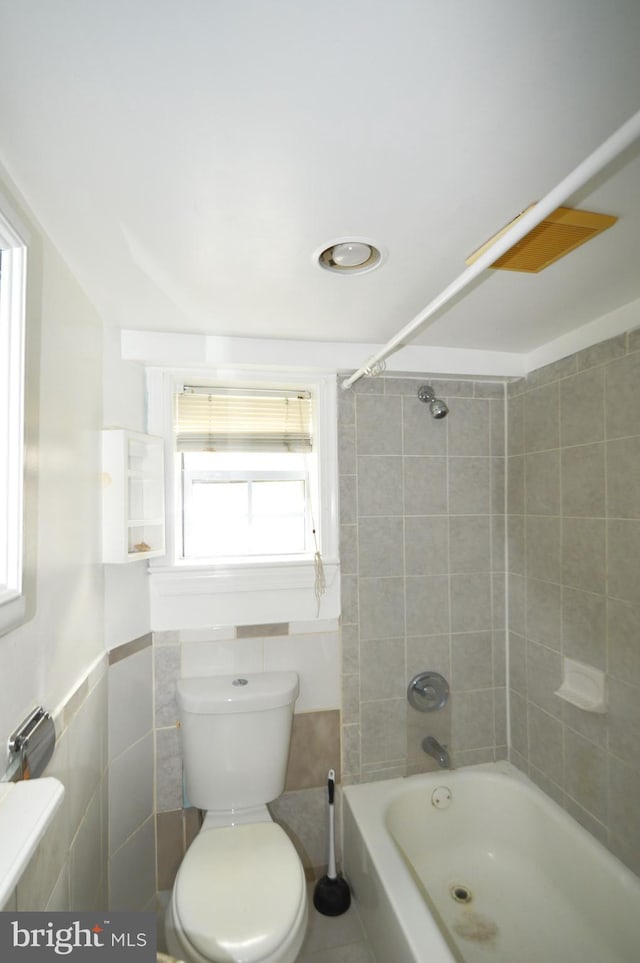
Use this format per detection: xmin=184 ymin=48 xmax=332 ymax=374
xmin=175 ymin=385 xmax=318 ymax=562
xmin=182 ymin=452 xmax=309 ymax=558
xmin=0 ymin=200 xmax=28 ymax=633
xmin=147 ymin=370 xmax=338 ymax=561
xmin=146 ymin=369 xmax=339 ymax=623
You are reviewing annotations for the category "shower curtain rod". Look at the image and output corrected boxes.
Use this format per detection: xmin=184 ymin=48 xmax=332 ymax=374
xmin=341 ymin=107 xmax=640 ymax=391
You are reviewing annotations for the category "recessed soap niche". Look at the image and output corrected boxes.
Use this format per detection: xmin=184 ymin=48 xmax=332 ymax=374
xmin=555 ymin=657 xmax=607 ymax=714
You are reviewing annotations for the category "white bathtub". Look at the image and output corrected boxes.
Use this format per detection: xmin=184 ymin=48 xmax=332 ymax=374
xmin=343 ymin=762 xmax=640 ymax=963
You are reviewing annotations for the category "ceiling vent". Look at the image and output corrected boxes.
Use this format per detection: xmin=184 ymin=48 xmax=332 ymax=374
xmin=466 ymin=205 xmax=618 ymax=273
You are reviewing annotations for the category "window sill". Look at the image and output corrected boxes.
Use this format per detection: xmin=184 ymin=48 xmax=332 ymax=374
xmin=148 ymin=558 xmax=340 ymax=628
xmin=150 ymin=557 xmax=338 ymax=591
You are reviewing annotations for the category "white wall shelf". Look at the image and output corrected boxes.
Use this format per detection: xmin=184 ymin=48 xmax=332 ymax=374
xmin=102 ymin=429 xmax=165 ymax=563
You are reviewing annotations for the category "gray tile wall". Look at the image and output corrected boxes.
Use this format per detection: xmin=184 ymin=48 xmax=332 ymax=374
xmin=338 ymin=376 xmax=507 ymax=782
xmin=507 ymin=328 xmax=640 ymax=875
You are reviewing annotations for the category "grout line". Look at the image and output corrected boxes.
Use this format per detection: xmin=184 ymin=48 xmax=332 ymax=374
xmin=503 ymin=381 xmax=511 ymax=756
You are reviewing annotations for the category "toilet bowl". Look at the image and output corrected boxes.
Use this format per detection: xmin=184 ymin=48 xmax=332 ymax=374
xmin=167 ymin=818 xmax=307 ymax=963
xmin=166 ymin=672 xmax=308 ymax=963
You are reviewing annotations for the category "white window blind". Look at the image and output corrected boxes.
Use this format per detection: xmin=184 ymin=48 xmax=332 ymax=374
xmin=175 ymin=387 xmax=313 ymax=453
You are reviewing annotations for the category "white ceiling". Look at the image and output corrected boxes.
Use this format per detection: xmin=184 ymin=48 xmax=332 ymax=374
xmin=1 ymin=0 xmax=639 ymax=362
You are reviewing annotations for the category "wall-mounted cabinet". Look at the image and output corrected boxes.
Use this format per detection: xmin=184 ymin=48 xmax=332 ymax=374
xmin=102 ymin=429 xmax=165 ymax=562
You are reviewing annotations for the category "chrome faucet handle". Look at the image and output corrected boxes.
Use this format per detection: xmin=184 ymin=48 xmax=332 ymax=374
xmin=407 ymin=671 xmax=449 ymax=712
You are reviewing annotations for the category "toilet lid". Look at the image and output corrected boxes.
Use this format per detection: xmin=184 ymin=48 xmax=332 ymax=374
xmin=174 ymin=822 xmax=306 ymax=963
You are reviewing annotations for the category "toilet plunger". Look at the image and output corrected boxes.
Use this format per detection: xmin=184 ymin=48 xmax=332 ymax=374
xmin=313 ymin=768 xmax=351 ymax=916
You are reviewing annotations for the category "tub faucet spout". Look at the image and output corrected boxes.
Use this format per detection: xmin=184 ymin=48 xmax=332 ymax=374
xmin=422 ymin=736 xmax=450 ymax=769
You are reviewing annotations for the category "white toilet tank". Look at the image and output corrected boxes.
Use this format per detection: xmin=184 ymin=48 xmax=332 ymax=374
xmin=176 ymin=671 xmax=299 ymax=811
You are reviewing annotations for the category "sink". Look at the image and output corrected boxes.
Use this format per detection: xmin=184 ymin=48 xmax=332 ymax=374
xmin=0 ymin=777 xmax=65 ymax=907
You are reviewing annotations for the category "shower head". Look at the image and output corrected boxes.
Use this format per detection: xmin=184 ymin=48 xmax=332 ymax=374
xmin=417 ymin=384 xmax=449 ymax=419
xmin=430 ymin=397 xmax=449 ymax=419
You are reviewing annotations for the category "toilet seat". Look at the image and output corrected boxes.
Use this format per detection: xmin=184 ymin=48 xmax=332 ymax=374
xmin=172 ymin=821 xmax=307 ymax=963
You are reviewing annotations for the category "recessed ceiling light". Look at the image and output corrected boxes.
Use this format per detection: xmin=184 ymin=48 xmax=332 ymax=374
xmin=316 ymin=238 xmax=385 ymax=275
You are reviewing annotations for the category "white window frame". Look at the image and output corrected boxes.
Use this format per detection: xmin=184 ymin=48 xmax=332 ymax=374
xmin=146 ymin=367 xmax=340 ymax=623
xmin=0 ymin=199 xmax=28 ymax=634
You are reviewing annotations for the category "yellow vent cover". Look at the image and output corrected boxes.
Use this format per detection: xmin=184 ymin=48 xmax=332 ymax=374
xmin=466 ymin=205 xmax=617 ymax=273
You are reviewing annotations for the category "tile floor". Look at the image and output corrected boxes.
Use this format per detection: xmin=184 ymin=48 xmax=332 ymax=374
xmin=296 ymin=882 xmax=375 ymax=962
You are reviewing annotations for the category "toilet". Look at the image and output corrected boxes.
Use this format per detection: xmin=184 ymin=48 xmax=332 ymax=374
xmin=165 ymin=670 xmax=308 ymax=963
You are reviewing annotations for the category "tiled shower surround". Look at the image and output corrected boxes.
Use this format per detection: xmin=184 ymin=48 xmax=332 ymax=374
xmin=507 ymin=329 xmax=640 ymax=875
xmin=338 ymin=376 xmax=508 ymax=781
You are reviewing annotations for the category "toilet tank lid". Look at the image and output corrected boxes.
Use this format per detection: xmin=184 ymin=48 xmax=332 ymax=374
xmin=176 ymin=671 xmax=299 ymax=714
